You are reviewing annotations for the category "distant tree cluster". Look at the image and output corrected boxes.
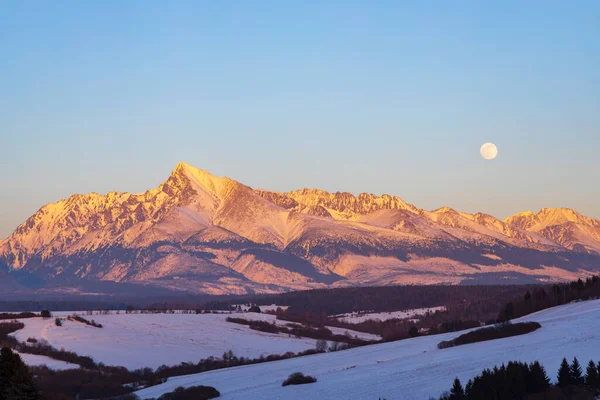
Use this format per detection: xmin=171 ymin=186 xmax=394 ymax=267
xmin=247 ymin=305 xmax=261 ymax=313
xmin=0 ymin=312 xmax=38 ymax=321
xmin=155 ymin=385 xmax=220 ymax=400
xmin=67 ymin=314 xmax=103 ymax=328
xmin=437 ymin=321 xmax=541 ymax=349
xmin=268 ymin=287 xmax=538 ymax=342
xmin=438 ymin=357 xmax=600 ymax=400
xmin=499 ymin=275 xmax=600 ymax=322
xmin=209 ymin=285 xmax=536 ymax=317
xmin=225 ymin=316 xmax=370 ymax=346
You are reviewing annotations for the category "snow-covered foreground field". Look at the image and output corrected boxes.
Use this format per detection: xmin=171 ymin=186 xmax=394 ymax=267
xmin=136 ymin=300 xmax=600 ymax=400
xmin=13 ymin=313 xmax=322 ymax=369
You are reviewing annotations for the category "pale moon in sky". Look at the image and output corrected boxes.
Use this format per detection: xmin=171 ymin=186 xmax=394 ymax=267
xmin=480 ymin=142 xmax=498 ymax=160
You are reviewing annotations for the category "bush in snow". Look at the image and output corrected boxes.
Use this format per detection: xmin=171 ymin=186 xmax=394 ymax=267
xmin=247 ymin=305 xmax=261 ymax=313
xmin=316 ymin=339 xmax=327 ymax=352
xmin=282 ymin=372 xmax=317 ymax=387
xmin=55 ymin=318 xmax=62 ymax=327
xmin=157 ymin=385 xmax=220 ymax=399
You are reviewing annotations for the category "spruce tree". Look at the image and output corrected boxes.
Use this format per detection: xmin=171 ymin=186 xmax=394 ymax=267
xmin=570 ymin=357 xmax=585 ymax=385
xmin=0 ymin=347 xmax=40 ymax=400
xmin=557 ymin=357 xmax=572 ymax=387
xmin=465 ymin=379 xmax=473 ymax=397
xmin=585 ymin=360 xmax=598 ymax=386
xmin=449 ymin=377 xmax=465 ymax=400
xmin=529 ymin=361 xmax=550 ymax=392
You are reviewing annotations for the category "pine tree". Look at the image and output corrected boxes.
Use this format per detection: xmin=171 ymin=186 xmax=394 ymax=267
xmin=529 ymin=361 xmax=550 ymax=392
xmin=586 ymin=360 xmax=599 ymax=388
xmin=0 ymin=347 xmax=40 ymax=400
xmin=465 ymin=379 xmax=473 ymax=397
xmin=570 ymin=357 xmax=585 ymax=385
xmin=557 ymin=357 xmax=572 ymax=387
xmin=449 ymin=377 xmax=465 ymax=400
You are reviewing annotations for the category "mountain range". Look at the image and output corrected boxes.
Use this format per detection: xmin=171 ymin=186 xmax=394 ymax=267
xmin=1 ymin=162 xmax=600 ymax=296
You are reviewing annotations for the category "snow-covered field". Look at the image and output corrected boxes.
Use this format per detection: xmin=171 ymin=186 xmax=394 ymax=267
xmin=15 ymin=351 xmax=79 ymax=370
xmin=239 ymin=312 xmax=380 ymax=341
xmin=333 ymin=306 xmax=446 ymax=324
xmin=136 ymin=300 xmax=600 ymax=400
xmin=11 ymin=312 xmax=353 ymax=369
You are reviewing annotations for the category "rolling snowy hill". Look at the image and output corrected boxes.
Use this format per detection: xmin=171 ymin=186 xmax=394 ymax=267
xmin=12 ymin=311 xmax=378 ymax=370
xmin=2 ymin=162 xmax=600 ymax=295
xmin=135 ymin=300 xmax=600 ymax=400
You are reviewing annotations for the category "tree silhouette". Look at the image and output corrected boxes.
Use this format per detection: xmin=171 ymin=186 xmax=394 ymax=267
xmin=557 ymin=358 xmax=572 ymax=387
xmin=570 ymin=357 xmax=585 ymax=385
xmin=528 ymin=360 xmax=550 ymax=392
xmin=0 ymin=347 xmax=40 ymax=399
xmin=449 ymin=377 xmax=465 ymax=399
xmin=585 ymin=360 xmax=599 ymax=387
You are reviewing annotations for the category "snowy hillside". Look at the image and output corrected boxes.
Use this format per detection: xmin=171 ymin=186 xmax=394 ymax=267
xmin=135 ymin=300 xmax=600 ymax=400
xmin=2 ymin=162 xmax=600 ymax=295
xmin=12 ymin=312 xmax=328 ymax=370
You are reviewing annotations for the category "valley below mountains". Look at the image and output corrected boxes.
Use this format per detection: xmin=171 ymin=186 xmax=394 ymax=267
xmin=2 ymin=162 xmax=600 ymax=296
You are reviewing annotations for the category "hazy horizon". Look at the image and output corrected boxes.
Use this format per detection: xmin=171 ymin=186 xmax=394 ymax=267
xmin=2 ymin=1 xmax=599 ymax=239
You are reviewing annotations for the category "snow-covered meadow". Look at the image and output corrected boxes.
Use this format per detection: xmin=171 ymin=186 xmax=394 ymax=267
xmin=15 ymin=351 xmax=79 ymax=370
xmin=136 ymin=300 xmax=600 ymax=400
xmin=11 ymin=311 xmax=371 ymax=370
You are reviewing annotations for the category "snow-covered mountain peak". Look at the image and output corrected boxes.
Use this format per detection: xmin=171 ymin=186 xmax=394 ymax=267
xmin=168 ymin=162 xmax=242 ymax=202
xmin=431 ymin=206 xmax=456 ymax=214
xmin=506 ymin=208 xmax=600 ymax=230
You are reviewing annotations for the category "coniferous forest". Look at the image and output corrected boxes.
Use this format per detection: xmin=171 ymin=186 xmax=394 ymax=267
xmin=438 ymin=357 xmax=600 ymax=400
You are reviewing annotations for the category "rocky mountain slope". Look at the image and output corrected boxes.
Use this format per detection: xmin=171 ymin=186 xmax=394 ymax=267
xmin=1 ymin=162 xmax=599 ymax=295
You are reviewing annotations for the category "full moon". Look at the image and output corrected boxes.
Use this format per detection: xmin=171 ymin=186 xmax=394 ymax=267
xmin=480 ymin=142 xmax=498 ymax=160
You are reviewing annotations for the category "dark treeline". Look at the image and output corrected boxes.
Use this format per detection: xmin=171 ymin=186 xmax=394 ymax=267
xmin=67 ymin=314 xmax=103 ymax=328
xmin=0 ymin=301 xmax=128 ymax=312
xmin=438 ymin=357 xmax=600 ymax=400
xmin=438 ymin=322 xmax=542 ymax=349
xmin=499 ymin=275 xmax=600 ymax=322
xmin=276 ymin=307 xmax=483 ymax=341
xmin=0 ymin=312 xmax=38 ymax=320
xmin=228 ymin=285 xmax=540 ymax=341
xmin=225 ymin=317 xmax=371 ymax=346
xmin=206 ymin=285 xmax=539 ymax=316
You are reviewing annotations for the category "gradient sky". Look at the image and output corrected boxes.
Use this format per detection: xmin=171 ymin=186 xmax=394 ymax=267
xmin=1 ymin=1 xmax=599 ymax=239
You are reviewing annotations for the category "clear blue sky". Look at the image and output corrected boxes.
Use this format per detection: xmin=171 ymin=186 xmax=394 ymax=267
xmin=1 ymin=1 xmax=599 ymax=239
